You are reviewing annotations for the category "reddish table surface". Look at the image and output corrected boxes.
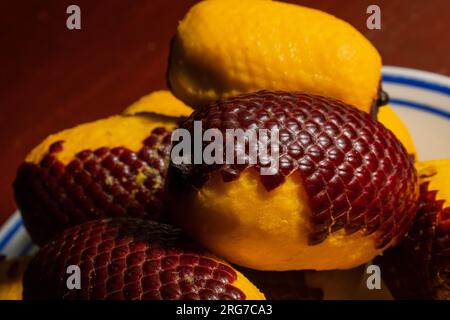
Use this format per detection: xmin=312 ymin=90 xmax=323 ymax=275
xmin=0 ymin=0 xmax=449 ymax=225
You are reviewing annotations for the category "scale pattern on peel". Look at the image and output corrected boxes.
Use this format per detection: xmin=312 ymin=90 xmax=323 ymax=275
xmin=377 ymin=182 xmax=450 ymax=299
xmin=14 ymin=127 xmax=172 ymax=245
xmin=169 ymin=91 xmax=418 ymax=248
xmin=23 ymin=218 xmax=246 ymax=300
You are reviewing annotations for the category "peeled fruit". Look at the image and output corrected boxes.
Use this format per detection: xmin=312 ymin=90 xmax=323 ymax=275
xmin=376 ymin=159 xmax=450 ymax=300
xmin=123 ymin=90 xmax=193 ymax=118
xmin=377 ymin=105 xmax=417 ymax=160
xmin=22 ymin=218 xmax=265 ymax=300
xmin=14 ymin=115 xmax=174 ymax=245
xmin=168 ymin=0 xmax=382 ymax=113
xmin=0 ymin=257 xmax=30 ymax=300
xmin=166 ymin=91 xmax=418 ymax=271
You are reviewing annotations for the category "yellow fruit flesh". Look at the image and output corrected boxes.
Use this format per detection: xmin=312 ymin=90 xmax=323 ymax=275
xmin=26 ymin=115 xmax=176 ymax=165
xmin=378 ymin=105 xmax=417 ymax=160
xmin=123 ymin=90 xmax=193 ymax=118
xmin=204 ymin=254 xmax=265 ymax=299
xmin=233 ymin=270 xmax=266 ymax=300
xmin=170 ymin=170 xmax=382 ymax=271
xmin=0 ymin=257 xmax=29 ymax=300
xmin=169 ymin=0 xmax=381 ymax=112
xmin=416 ymin=159 xmax=450 ymax=208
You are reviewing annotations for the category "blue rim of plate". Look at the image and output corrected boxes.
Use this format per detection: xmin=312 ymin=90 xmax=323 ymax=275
xmin=1 ymin=66 xmax=450 ymax=257
xmin=381 ymin=66 xmax=450 ymax=119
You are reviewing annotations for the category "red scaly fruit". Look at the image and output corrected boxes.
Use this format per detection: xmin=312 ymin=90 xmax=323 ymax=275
xmin=166 ymin=90 xmax=418 ymax=270
xmin=22 ymin=218 xmax=264 ymax=300
xmin=14 ymin=115 xmax=173 ymax=246
xmin=376 ymin=181 xmax=450 ymax=299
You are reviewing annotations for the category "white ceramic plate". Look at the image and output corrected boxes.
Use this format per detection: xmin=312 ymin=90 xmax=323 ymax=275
xmin=1 ymin=66 xmax=449 ymax=259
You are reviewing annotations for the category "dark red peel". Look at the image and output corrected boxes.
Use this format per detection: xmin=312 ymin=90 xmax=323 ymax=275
xmin=23 ymin=218 xmax=246 ymax=300
xmin=376 ymin=182 xmax=450 ymax=299
xmin=167 ymin=91 xmax=418 ymax=248
xmin=14 ymin=127 xmax=172 ymax=245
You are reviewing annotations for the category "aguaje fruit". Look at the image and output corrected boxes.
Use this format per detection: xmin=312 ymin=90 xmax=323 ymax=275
xmin=166 ymin=91 xmax=418 ymax=271
xmin=376 ymin=159 xmax=450 ymax=300
xmin=168 ymin=0 xmax=382 ymax=113
xmin=22 ymin=218 xmax=264 ymax=300
xmin=14 ymin=114 xmax=174 ymax=245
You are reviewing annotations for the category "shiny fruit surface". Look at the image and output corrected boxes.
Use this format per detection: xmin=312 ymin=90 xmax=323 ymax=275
xmin=168 ymin=0 xmax=381 ymax=113
xmin=166 ymin=91 xmax=418 ymax=270
xmin=23 ymin=218 xmax=265 ymax=300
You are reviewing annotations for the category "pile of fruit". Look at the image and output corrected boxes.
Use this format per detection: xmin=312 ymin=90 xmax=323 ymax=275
xmin=2 ymin=0 xmax=448 ymax=300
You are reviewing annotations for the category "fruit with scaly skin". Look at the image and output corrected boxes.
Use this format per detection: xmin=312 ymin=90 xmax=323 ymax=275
xmin=166 ymin=91 xmax=418 ymax=271
xmin=376 ymin=159 xmax=450 ymax=300
xmin=168 ymin=0 xmax=382 ymax=113
xmin=14 ymin=114 xmax=174 ymax=245
xmin=22 ymin=218 xmax=265 ymax=300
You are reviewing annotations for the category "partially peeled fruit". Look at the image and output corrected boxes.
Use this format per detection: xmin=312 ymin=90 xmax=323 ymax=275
xmin=166 ymin=91 xmax=419 ymax=271
xmin=376 ymin=159 xmax=450 ymax=300
xmin=14 ymin=91 xmax=191 ymax=246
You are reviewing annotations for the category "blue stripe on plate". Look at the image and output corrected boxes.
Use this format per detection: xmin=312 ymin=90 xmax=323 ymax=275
xmin=382 ymin=74 xmax=450 ymax=96
xmin=0 ymin=218 xmax=23 ymax=251
xmin=389 ymin=98 xmax=450 ymax=119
